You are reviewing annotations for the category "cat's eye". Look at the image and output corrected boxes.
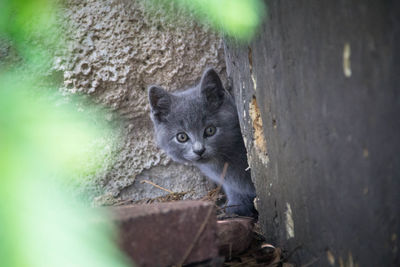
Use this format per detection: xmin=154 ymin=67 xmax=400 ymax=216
xmin=176 ymin=132 xmax=189 ymax=143
xmin=204 ymin=125 xmax=216 ymax=137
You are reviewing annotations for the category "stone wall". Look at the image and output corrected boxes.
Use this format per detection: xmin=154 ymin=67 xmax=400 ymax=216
xmin=53 ymin=0 xmax=226 ymax=204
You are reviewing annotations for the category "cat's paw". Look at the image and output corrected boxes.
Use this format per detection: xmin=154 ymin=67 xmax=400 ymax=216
xmin=223 ymin=203 xmax=258 ymax=219
xmin=217 ymin=213 xmax=240 ymax=220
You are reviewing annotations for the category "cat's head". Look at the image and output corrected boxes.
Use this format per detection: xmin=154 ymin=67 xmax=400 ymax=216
xmin=148 ymin=68 xmax=240 ymax=165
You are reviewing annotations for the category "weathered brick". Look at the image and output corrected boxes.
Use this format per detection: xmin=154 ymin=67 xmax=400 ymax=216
xmin=217 ymin=218 xmax=254 ymax=257
xmin=110 ymin=201 xmax=218 ymax=267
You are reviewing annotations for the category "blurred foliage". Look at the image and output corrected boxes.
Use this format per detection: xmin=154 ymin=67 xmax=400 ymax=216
xmin=147 ymin=0 xmax=266 ymax=42
xmin=179 ymin=0 xmax=266 ymax=41
xmin=0 ymin=0 xmax=131 ymax=266
xmin=0 ymin=0 xmax=59 ymax=71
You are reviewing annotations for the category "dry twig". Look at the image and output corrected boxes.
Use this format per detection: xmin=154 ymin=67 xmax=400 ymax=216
xmin=140 ymin=179 xmax=174 ymax=194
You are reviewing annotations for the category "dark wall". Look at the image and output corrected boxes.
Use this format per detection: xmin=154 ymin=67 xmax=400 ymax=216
xmin=224 ymin=0 xmax=400 ymax=266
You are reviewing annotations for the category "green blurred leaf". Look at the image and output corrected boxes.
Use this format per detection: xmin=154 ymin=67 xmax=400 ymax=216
xmin=183 ymin=0 xmax=266 ymax=41
xmin=0 ymin=78 xmax=132 ymax=267
xmin=146 ymin=0 xmax=267 ymax=42
xmin=0 ymin=1 xmax=132 ymax=266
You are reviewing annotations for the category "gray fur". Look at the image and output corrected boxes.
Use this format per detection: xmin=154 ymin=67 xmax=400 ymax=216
xmin=148 ymin=68 xmax=257 ymax=217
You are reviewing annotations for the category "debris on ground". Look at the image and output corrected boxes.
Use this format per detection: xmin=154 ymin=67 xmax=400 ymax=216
xmin=113 ymin=180 xmax=190 ymax=205
xmin=106 ymin=173 xmax=293 ymax=267
xmin=108 ymin=178 xmax=293 ymax=266
xmin=223 ymin=223 xmax=281 ymax=267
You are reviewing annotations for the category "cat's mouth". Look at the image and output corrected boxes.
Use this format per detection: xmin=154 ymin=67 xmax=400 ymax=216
xmin=190 ymin=155 xmax=209 ymax=162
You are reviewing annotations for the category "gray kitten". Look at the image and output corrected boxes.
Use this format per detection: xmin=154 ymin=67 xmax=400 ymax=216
xmin=148 ymin=68 xmax=257 ymax=217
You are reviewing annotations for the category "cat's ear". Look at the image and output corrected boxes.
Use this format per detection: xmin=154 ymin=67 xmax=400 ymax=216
xmin=148 ymin=85 xmax=171 ymax=121
xmin=200 ymin=68 xmax=225 ymax=109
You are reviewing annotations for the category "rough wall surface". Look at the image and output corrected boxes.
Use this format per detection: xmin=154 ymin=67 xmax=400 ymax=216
xmin=53 ymin=0 xmax=226 ymax=204
xmin=225 ymin=0 xmax=400 ymax=266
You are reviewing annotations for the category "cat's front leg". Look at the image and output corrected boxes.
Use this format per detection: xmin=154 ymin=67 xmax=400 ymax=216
xmin=223 ymin=185 xmax=258 ymax=218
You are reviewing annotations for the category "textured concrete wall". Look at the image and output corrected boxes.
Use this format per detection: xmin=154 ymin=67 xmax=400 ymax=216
xmin=53 ymin=0 xmax=226 ymax=204
xmin=225 ymin=0 xmax=400 ymax=266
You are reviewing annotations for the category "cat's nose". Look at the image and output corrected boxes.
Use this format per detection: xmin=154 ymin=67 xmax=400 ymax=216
xmin=194 ymin=147 xmax=205 ymax=156
xmin=193 ymin=142 xmax=205 ymax=156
